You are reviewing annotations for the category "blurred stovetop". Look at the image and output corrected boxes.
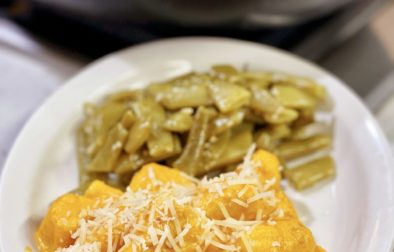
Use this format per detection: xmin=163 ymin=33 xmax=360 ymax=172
xmin=1 ymin=0 xmax=391 ymax=95
xmin=0 ymin=0 xmax=385 ymax=61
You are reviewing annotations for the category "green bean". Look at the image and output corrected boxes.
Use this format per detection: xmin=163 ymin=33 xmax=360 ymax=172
xmin=76 ymin=126 xmax=91 ymax=183
xmin=85 ymin=102 xmax=128 ymax=157
xmin=241 ymin=71 xmax=272 ymax=83
xmin=80 ymin=103 xmax=98 ymax=153
xmin=278 ymin=76 xmax=327 ymax=101
xmin=97 ymin=103 xmax=128 ymax=134
xmin=209 ymin=81 xmax=251 ymax=113
xmin=77 ymin=113 xmax=116 ymax=191
xmin=163 ymin=109 xmax=194 ymax=132
xmin=147 ymin=83 xmax=172 ymax=98
xmin=284 ymin=156 xmax=335 ymax=190
xmin=211 ymin=64 xmax=238 ymax=76
xmin=264 ymin=107 xmax=299 ymax=124
xmin=173 ymin=107 xmax=216 ymax=176
xmin=77 ymin=65 xmax=335 ymax=191
xmin=277 ymin=135 xmax=332 ymax=161
xmin=152 ymin=83 xmax=212 ymax=110
xmin=292 ymin=108 xmax=315 ymax=128
xmin=244 ymin=79 xmax=270 ymax=90
xmin=124 ymin=120 xmax=150 ymax=154
xmin=82 ymin=106 xmax=96 ymax=126
xmin=135 ymin=97 xmax=166 ymax=135
xmin=148 ymin=73 xmax=197 ymax=93
xmin=147 ymin=130 xmax=178 ymax=159
xmin=124 ymin=97 xmax=166 ymax=154
xmin=271 ymin=84 xmax=316 ymax=109
xmin=108 ymin=89 xmax=143 ymax=102
xmin=207 ymin=123 xmax=253 ymax=170
xmin=255 ymin=131 xmax=273 ymax=151
xmin=250 ymin=85 xmax=281 ymax=113
xmin=116 ymin=136 xmax=179 ymax=178
xmin=269 ymin=73 xmax=327 ymax=101
xmin=211 ymin=109 xmax=245 ymax=135
xmin=167 ymin=72 xmax=197 ymax=83
xmin=172 ymin=134 xmax=182 ymax=154
xmin=121 ymin=110 xmax=136 ymax=129
xmin=132 ymin=97 xmax=179 ymax=159
xmin=87 ymin=123 xmax=129 ymax=172
xmin=204 ymin=129 xmax=231 ymax=168
xmin=267 ymin=124 xmax=291 ymax=140
xmin=131 ymin=97 xmax=165 ymax=123
xmin=291 ymin=122 xmax=332 ymax=140
xmin=243 ymin=108 xmax=266 ymax=124
xmin=253 ymin=125 xmax=288 ymax=152
xmin=115 ymin=151 xmax=148 ymax=175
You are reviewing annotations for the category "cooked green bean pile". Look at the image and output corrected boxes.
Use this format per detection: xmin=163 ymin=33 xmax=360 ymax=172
xmin=76 ymin=65 xmax=335 ymax=191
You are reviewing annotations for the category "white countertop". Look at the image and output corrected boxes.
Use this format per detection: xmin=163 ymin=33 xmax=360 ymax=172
xmin=0 ymin=19 xmax=86 ymax=169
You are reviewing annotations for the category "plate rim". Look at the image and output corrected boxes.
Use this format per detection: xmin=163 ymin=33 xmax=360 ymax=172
xmin=1 ymin=36 xmax=394 ymax=251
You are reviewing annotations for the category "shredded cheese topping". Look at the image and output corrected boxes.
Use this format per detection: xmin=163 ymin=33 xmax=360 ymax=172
xmin=55 ymin=145 xmax=286 ymax=252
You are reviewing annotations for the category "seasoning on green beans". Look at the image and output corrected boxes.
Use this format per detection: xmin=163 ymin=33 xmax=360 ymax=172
xmin=76 ymin=64 xmax=335 ymax=191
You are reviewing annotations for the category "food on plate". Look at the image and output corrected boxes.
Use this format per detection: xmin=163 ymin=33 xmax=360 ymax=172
xmin=35 ymin=149 xmax=325 ymax=252
xmin=284 ymin=156 xmax=334 ymax=190
xmin=77 ymin=65 xmax=335 ymax=191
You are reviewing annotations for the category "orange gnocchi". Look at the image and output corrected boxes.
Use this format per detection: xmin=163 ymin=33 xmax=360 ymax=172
xmin=36 ymin=149 xmax=324 ymax=252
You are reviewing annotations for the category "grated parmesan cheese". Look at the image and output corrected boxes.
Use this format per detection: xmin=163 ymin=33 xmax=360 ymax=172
xmin=51 ymin=146 xmax=295 ymax=252
xmin=241 ymin=232 xmax=253 ymax=252
xmin=272 ymin=241 xmax=281 ymax=247
xmin=148 ymin=226 xmax=159 ymax=245
xmin=111 ymin=141 xmax=122 ymax=151
xmin=207 ymin=239 xmax=238 ymax=251
xmin=212 ymin=225 xmax=227 ymax=242
xmin=237 ymin=186 xmax=249 ymax=198
xmin=231 ymin=198 xmax=248 ymax=208
xmin=263 ymin=177 xmax=277 ymax=191
xmin=213 ymin=219 xmax=263 ymax=228
xmin=247 ymin=190 xmax=277 ymax=205
xmin=107 ymin=220 xmax=112 ymax=252
xmin=148 ymin=167 xmax=156 ymax=180
xmin=241 ymin=144 xmax=256 ymax=172
xmin=148 ymin=206 xmax=155 ymax=225
xmin=79 ymin=219 xmax=87 ymax=243
xmin=272 ymin=207 xmax=285 ymax=219
xmin=165 ymin=225 xmax=181 ymax=252
xmin=154 ymin=227 xmax=168 ymax=252
xmin=218 ymin=202 xmax=231 ymax=219
xmin=228 ymin=179 xmax=259 ymax=186
xmin=267 ymin=219 xmax=277 ymax=225
xmin=175 ymin=224 xmax=191 ymax=246
xmin=168 ymin=200 xmax=182 ymax=236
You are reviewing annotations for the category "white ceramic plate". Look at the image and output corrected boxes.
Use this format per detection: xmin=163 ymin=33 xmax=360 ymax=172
xmin=1 ymin=37 xmax=394 ymax=252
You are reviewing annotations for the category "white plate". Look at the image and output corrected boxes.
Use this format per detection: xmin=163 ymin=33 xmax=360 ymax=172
xmin=1 ymin=37 xmax=394 ymax=252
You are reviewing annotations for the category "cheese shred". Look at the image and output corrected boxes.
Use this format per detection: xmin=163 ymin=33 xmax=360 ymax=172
xmin=51 ymin=147 xmax=289 ymax=252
